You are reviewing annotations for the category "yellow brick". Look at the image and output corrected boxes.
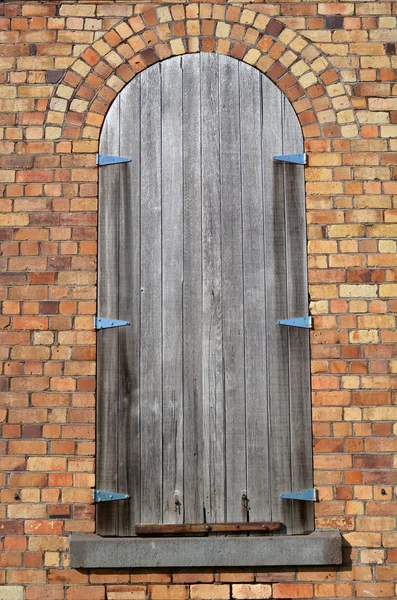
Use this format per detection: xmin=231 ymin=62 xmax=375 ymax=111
xmin=337 ymin=110 xmax=355 ymax=124
xmin=216 ymin=22 xmax=231 ymax=39
xmin=157 ymin=6 xmax=172 ymax=23
xmin=0 ymin=170 xmax=16 ymax=183
xmin=105 ymin=51 xmax=123 ymax=69
xmin=311 ymin=56 xmax=328 ymax=73
xmin=339 ymin=284 xmax=378 ymax=298
xmin=344 ymin=533 xmax=381 ymax=547
xmin=60 ymin=4 xmax=96 ymax=16
xmin=279 ymin=50 xmax=298 ymax=68
xmin=72 ymin=59 xmax=91 ymax=77
xmin=278 ymin=28 xmax=296 ymax=46
xmin=240 ymin=9 xmax=255 ymax=25
xmin=368 ymin=224 xmax=397 ymax=238
xmin=253 ymin=14 xmax=270 ymax=31
xmin=364 ymin=407 xmax=397 ymax=421
xmin=187 ymin=20 xmax=200 ymax=36
xmin=191 ymin=585 xmax=230 ymax=600
xmin=170 ymin=39 xmax=185 ymax=55
xmin=381 ymin=125 xmax=397 ymax=138
xmin=290 ymin=36 xmax=308 ymax=53
xmin=18 ymin=86 xmax=52 ymax=98
xmin=115 ymin=22 xmax=134 ymax=39
xmin=344 ymin=407 xmax=362 ymax=421
xmin=243 ymin=49 xmax=260 ymax=66
xmin=107 ymin=75 xmax=124 ymax=92
xmin=291 ymin=60 xmax=310 ymax=77
xmin=92 ymin=38 xmax=112 ymax=57
xmin=379 ymin=240 xmax=396 ymax=253
xmin=0 ymin=86 xmax=16 ymax=99
xmin=45 ymin=127 xmax=61 ymax=140
xmin=0 ymin=213 xmax=28 ymax=226
xmin=379 ymin=284 xmax=397 ymax=297
xmin=357 ymin=315 xmax=395 ymax=328
xmin=70 ymin=99 xmax=89 ymax=113
xmin=309 ymin=154 xmax=342 ymax=166
xmin=328 ymin=225 xmax=364 ymax=238
xmin=349 ymin=330 xmax=378 ymax=344
xmin=309 ymin=284 xmax=338 ymax=299
xmin=306 ymin=182 xmax=343 ymax=195
xmin=327 ymin=82 xmax=345 ymax=97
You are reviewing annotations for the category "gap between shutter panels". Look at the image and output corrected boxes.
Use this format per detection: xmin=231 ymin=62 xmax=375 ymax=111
xmin=96 ymin=53 xmax=313 ymax=536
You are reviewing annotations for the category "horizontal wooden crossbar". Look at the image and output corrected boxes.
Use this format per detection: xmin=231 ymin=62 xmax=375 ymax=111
xmin=135 ymin=522 xmax=281 ymax=536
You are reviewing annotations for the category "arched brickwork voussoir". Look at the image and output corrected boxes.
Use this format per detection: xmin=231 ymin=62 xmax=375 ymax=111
xmin=45 ymin=5 xmax=358 ymax=145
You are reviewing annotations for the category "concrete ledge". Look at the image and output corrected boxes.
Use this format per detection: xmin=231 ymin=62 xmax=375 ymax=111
xmin=70 ymin=530 xmax=342 ymax=568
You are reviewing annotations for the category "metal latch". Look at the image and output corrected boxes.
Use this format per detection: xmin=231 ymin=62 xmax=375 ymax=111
xmin=278 ymin=316 xmax=312 ymax=329
xmin=94 ymin=317 xmax=130 ymax=330
xmin=273 ymin=153 xmax=307 ymax=165
xmin=280 ymin=488 xmax=317 ymax=501
xmin=96 ymin=154 xmax=131 ymax=166
xmin=93 ymin=489 xmax=130 ymax=503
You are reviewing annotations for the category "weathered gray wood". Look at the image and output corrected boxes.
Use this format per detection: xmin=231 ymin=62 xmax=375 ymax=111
xmin=161 ymin=58 xmax=184 ymax=525
xmin=200 ymin=53 xmax=225 ymax=523
xmin=282 ymin=97 xmax=313 ymax=534
xmin=140 ymin=64 xmax=163 ymax=524
xmin=182 ymin=55 xmax=204 ymax=524
xmin=118 ymin=76 xmax=141 ymax=536
xmin=97 ymin=96 xmax=120 ymax=536
xmin=239 ymin=62 xmax=270 ymax=523
xmin=219 ymin=55 xmax=246 ymax=523
xmin=98 ymin=54 xmax=312 ymax=536
xmin=261 ymin=75 xmax=293 ymax=532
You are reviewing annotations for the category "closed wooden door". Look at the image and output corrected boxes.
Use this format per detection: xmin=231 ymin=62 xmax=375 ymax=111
xmin=97 ymin=53 xmax=313 ymax=536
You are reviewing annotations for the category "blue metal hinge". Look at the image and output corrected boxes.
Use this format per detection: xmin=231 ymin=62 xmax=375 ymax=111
xmin=94 ymin=317 xmax=130 ymax=330
xmin=96 ymin=154 xmax=131 ymax=166
xmin=93 ymin=489 xmax=130 ymax=503
xmin=273 ymin=153 xmax=307 ymax=165
xmin=280 ymin=488 xmax=317 ymax=502
xmin=278 ymin=316 xmax=312 ymax=329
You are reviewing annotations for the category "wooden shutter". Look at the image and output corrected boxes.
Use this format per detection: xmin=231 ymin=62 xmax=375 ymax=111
xmin=97 ymin=53 xmax=313 ymax=536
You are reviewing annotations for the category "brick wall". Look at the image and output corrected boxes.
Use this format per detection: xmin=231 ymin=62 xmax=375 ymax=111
xmin=1 ymin=1 xmax=397 ymax=599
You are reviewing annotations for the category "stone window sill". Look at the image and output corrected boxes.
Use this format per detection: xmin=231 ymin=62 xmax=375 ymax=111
xmin=70 ymin=530 xmax=342 ymax=569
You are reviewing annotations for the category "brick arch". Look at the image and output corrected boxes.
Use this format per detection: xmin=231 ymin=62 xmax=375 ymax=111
xmin=46 ymin=6 xmax=357 ymax=144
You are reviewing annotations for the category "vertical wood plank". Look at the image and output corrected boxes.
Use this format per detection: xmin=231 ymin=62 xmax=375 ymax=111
xmin=117 ymin=76 xmax=141 ymax=536
xmin=97 ymin=96 xmax=120 ymax=536
xmin=201 ymin=53 xmax=226 ymax=523
xmin=182 ymin=55 xmax=204 ymax=524
xmin=140 ymin=64 xmax=163 ymax=524
xmin=282 ymin=98 xmax=314 ymax=534
xmin=161 ymin=58 xmax=184 ymax=524
xmin=219 ymin=55 xmax=246 ymax=523
xmin=239 ymin=63 xmax=270 ymax=523
xmin=261 ymin=74 xmax=293 ymax=532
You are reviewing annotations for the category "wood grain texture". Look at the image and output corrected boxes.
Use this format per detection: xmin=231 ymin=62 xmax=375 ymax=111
xmin=97 ymin=95 xmax=120 ymax=536
xmin=261 ymin=74 xmax=293 ymax=532
xmin=182 ymin=55 xmax=204 ymax=524
xmin=140 ymin=64 xmax=163 ymax=524
xmin=240 ymin=62 xmax=270 ymax=523
xmin=282 ymin=97 xmax=313 ymax=534
xmin=161 ymin=57 xmax=184 ymax=525
xmin=219 ymin=55 xmax=246 ymax=523
xmin=201 ymin=53 xmax=226 ymax=524
xmin=97 ymin=54 xmax=312 ymax=536
xmin=118 ymin=76 xmax=141 ymax=536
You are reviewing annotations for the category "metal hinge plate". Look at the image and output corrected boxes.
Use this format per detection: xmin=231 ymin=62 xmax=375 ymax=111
xmin=278 ymin=316 xmax=312 ymax=329
xmin=93 ymin=489 xmax=130 ymax=503
xmin=273 ymin=153 xmax=307 ymax=165
xmin=280 ymin=488 xmax=317 ymax=502
xmin=94 ymin=317 xmax=130 ymax=330
xmin=96 ymin=154 xmax=131 ymax=166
